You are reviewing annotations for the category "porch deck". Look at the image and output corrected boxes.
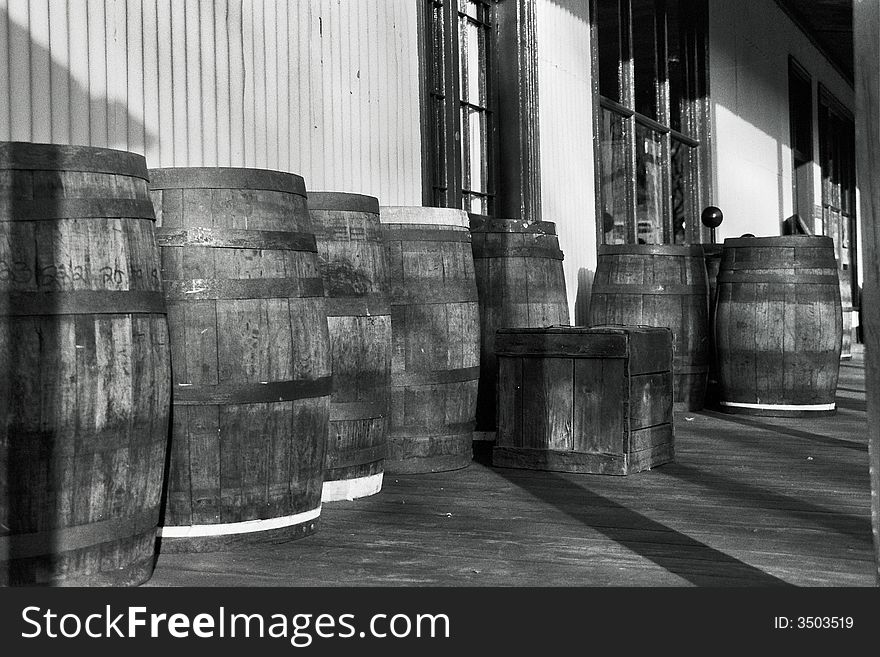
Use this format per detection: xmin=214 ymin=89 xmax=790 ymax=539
xmin=146 ymin=348 xmax=875 ymax=588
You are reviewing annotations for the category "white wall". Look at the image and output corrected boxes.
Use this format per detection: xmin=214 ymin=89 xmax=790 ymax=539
xmin=536 ymin=0 xmax=596 ymax=324
xmin=709 ymin=0 xmax=854 ymax=241
xmin=0 ymin=0 xmax=423 ymax=205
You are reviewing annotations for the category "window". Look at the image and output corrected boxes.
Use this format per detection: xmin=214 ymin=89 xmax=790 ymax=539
xmin=422 ymin=0 xmax=496 ymax=215
xmin=789 ymin=58 xmax=814 ymax=229
xmin=591 ymin=0 xmax=710 ymax=245
xmin=818 ymin=86 xmax=856 ymax=274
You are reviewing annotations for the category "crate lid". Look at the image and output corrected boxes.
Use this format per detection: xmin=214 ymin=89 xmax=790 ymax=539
xmin=494 ymin=324 xmax=672 ymax=373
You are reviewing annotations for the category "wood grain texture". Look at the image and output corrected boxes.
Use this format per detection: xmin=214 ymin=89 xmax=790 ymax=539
xmin=714 ymin=236 xmax=842 ymax=417
xmin=589 ymin=244 xmax=709 ymax=411
xmin=468 ymin=215 xmax=570 ymax=431
xmin=493 ymin=326 xmax=674 ymax=475
xmin=380 ymin=207 xmax=479 ymax=474
xmin=309 ymin=192 xmax=390 ymax=500
xmin=151 ymin=167 xmax=330 ymax=552
xmin=0 ymin=142 xmax=170 ymax=586
xmin=144 ymin=352 xmax=874 ymax=587
xmin=853 ymin=1 xmax=880 ymax=584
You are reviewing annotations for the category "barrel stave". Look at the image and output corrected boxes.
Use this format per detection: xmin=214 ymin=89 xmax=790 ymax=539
xmin=151 ymin=168 xmax=329 ymax=550
xmin=715 ymin=236 xmax=841 ymax=416
xmin=310 ymin=193 xmax=389 ymax=501
xmin=589 ymin=245 xmax=709 ymax=411
xmin=382 ymin=207 xmax=480 ymax=474
xmin=1 ymin=143 xmax=169 ymax=586
xmin=468 ymin=217 xmax=568 ymax=431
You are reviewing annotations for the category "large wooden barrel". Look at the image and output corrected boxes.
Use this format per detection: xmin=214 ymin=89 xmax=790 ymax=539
xmin=380 ymin=207 xmax=480 ymax=473
xmin=309 ymin=192 xmax=390 ymax=501
xmin=839 ymin=269 xmax=853 ymax=360
xmin=150 ymin=167 xmax=331 ymax=551
xmin=588 ymin=244 xmax=710 ymax=411
xmin=714 ymin=235 xmax=842 ymax=416
xmin=468 ymin=215 xmax=569 ymax=432
xmin=0 ymin=142 xmax=171 ymax=586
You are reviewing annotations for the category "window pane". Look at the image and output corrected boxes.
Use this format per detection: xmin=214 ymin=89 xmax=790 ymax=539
xmin=457 ymin=0 xmax=493 ymax=213
xmin=671 ymin=138 xmax=696 ymax=244
xmin=596 ymin=0 xmax=623 ymax=103
xmin=600 ymin=108 xmax=630 ymax=244
xmin=635 ymin=123 xmax=665 ymax=244
xmin=632 ymin=0 xmax=659 ymax=120
xmin=460 ymin=17 xmax=484 ymax=104
xmin=462 ymin=106 xmax=487 ymax=193
xmin=460 ymin=0 xmax=481 ymax=21
xmin=789 ymin=63 xmax=812 ymax=160
xmin=667 ymin=0 xmax=684 ymax=133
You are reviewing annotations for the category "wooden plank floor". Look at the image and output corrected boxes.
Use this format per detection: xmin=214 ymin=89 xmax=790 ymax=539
xmin=147 ymin=347 xmax=875 ymax=587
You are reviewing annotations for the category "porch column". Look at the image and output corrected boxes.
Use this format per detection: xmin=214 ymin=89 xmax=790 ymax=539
xmin=854 ymin=0 xmax=880 ymax=585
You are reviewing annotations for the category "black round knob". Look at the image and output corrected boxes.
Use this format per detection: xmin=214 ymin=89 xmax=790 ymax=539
xmin=701 ymin=206 xmax=724 ymax=228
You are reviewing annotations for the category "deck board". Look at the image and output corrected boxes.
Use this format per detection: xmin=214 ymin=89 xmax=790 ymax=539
xmin=147 ymin=346 xmax=875 ymax=587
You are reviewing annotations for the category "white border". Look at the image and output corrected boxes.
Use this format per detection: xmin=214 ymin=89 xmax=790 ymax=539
xmin=158 ymin=506 xmax=321 ymax=538
xmin=719 ymin=401 xmax=836 ymax=412
xmin=321 ymin=473 xmax=384 ymax=502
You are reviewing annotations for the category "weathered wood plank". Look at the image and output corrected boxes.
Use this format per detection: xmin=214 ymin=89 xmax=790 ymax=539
xmin=495 ymin=326 xmax=673 ymax=475
xmin=151 ymin=167 xmax=330 ymax=551
xmin=381 ymin=207 xmax=479 ymax=474
xmin=310 ymin=193 xmax=390 ymax=501
xmin=1 ymin=144 xmax=169 ymax=586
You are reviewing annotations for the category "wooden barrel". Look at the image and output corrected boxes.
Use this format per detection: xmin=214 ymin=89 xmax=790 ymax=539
xmin=0 ymin=142 xmax=171 ymax=586
xmin=150 ymin=167 xmax=331 ymax=551
xmin=588 ymin=244 xmax=710 ymax=411
xmin=468 ymin=215 xmax=569 ymax=432
xmin=702 ymin=243 xmax=724 ymax=407
xmin=714 ymin=235 xmax=842 ymax=416
xmin=380 ymin=207 xmax=480 ymax=473
xmin=309 ymin=192 xmax=390 ymax=501
xmin=839 ymin=269 xmax=853 ymax=360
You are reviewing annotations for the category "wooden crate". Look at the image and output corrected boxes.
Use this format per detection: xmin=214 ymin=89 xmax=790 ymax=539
xmin=492 ymin=325 xmax=674 ymax=475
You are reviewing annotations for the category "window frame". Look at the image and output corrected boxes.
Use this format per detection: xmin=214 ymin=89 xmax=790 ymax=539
xmin=818 ymin=83 xmax=857 ymax=288
xmin=590 ymin=0 xmax=712 ymax=245
xmin=419 ymin=0 xmax=499 ymax=215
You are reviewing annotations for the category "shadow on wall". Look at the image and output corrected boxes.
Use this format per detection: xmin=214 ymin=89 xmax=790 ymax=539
xmin=1 ymin=14 xmax=164 ymax=586
xmin=574 ymin=268 xmax=594 ymax=326
xmin=0 ymin=7 xmax=156 ymax=156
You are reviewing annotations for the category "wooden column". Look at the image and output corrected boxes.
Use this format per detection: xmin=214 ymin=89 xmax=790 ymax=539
xmin=494 ymin=0 xmax=542 ymax=222
xmin=854 ymin=0 xmax=880 ymax=585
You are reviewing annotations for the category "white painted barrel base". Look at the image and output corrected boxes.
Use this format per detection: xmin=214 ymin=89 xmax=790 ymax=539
xmin=322 ymin=473 xmax=384 ymax=502
xmin=718 ymin=400 xmax=837 ymax=418
xmin=156 ymin=507 xmax=321 ymax=553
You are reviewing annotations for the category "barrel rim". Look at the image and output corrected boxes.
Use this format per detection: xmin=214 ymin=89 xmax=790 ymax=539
xmin=307 ymin=191 xmax=380 ymax=214
xmin=598 ymin=243 xmax=706 ymax=256
xmin=148 ymin=167 xmax=306 ymax=195
xmin=0 ymin=141 xmax=149 ymax=179
xmin=721 ymin=235 xmax=835 ymax=248
xmin=379 ymin=205 xmax=470 ymax=228
xmin=467 ymin=214 xmax=559 ymax=235
xmin=495 ymin=324 xmax=670 ymax=336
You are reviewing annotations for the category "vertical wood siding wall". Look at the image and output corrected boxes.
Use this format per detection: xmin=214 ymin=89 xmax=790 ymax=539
xmin=535 ymin=0 xmax=596 ymax=324
xmin=0 ymin=0 xmax=422 ymax=204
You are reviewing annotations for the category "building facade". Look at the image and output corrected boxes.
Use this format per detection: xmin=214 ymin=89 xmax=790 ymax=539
xmin=0 ymin=0 xmax=857 ymax=332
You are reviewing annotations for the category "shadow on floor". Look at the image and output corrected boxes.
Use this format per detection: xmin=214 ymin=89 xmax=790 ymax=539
xmin=694 ymin=409 xmax=867 ymax=453
xmin=477 ymin=452 xmax=793 ymax=587
xmin=659 ymin=462 xmax=871 ymax=543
